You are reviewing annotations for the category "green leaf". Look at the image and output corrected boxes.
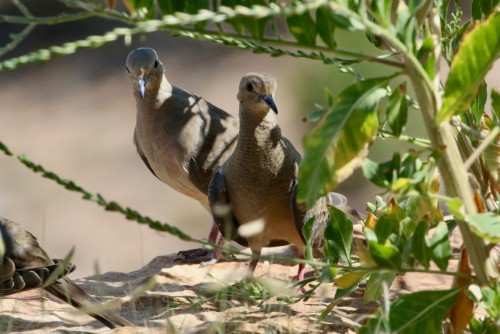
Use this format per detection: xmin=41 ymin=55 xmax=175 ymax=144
xmin=364 ymin=272 xmax=396 ymax=303
xmin=298 ymin=77 xmax=388 ymax=206
xmin=324 ymin=207 xmax=353 ymax=265
xmin=447 ymin=198 xmax=465 ymax=220
xmin=429 ymin=221 xmax=451 ymax=271
xmin=330 ymin=13 xmax=366 ymax=31
xmin=239 ymin=0 xmax=269 ymax=40
xmin=127 ymin=0 xmax=155 ymax=19
xmin=304 ymin=104 xmax=326 ymax=123
xmin=316 ymin=6 xmax=336 ymax=48
xmin=287 ymin=8 xmax=317 ymax=45
xmin=157 ymin=0 xmax=184 ymax=15
xmin=386 ymin=83 xmax=408 ymax=137
xmin=362 ymin=158 xmax=389 ymax=188
xmin=221 ymin=0 xmax=244 ymax=34
xmin=469 ymin=82 xmax=488 ymax=125
xmin=375 ymin=213 xmax=401 ymax=243
xmin=472 ymin=0 xmax=500 ymax=20
xmin=334 ymin=277 xmax=363 ymax=300
xmin=491 ymin=88 xmax=500 ymax=119
xmin=411 ymin=221 xmax=432 ymax=269
xmin=388 ymin=288 xmax=462 ymax=333
xmin=368 ymin=241 xmax=402 ymax=269
xmin=466 ymin=212 xmax=500 ymax=243
xmin=437 ymin=10 xmax=500 ymax=124
xmin=370 ymin=0 xmax=392 ymax=26
xmin=185 ymin=0 xmax=210 ymax=30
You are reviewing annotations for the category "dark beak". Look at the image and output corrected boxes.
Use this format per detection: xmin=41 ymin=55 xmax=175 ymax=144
xmin=138 ymin=78 xmax=146 ymax=98
xmin=262 ymin=95 xmax=278 ymax=114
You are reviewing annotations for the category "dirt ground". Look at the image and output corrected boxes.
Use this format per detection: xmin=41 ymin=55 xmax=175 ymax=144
xmin=0 ymin=246 xmax=460 ymax=333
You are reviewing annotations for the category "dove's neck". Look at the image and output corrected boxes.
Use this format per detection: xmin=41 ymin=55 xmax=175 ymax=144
xmin=237 ymin=107 xmax=282 ymax=152
xmin=136 ymin=74 xmax=173 ymax=111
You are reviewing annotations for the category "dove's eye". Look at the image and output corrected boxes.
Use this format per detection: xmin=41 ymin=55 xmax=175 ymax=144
xmin=246 ymin=82 xmax=253 ymax=92
xmin=154 ymin=60 xmax=159 ymax=68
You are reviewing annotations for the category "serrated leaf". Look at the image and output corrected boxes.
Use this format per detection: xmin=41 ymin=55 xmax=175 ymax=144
xmin=287 ymin=9 xmax=317 ymax=45
xmin=316 ymin=6 xmax=336 ymax=48
xmin=386 ymin=83 xmax=408 ymax=137
xmin=368 ymin=241 xmax=402 ymax=269
xmin=437 ymin=11 xmax=500 ymax=124
xmin=364 ymin=272 xmax=396 ymax=303
xmin=298 ymin=78 xmax=388 ymax=206
xmin=429 ymin=221 xmax=451 ymax=271
xmin=466 ymin=212 xmax=500 ymax=243
xmin=324 ymin=207 xmax=353 ymax=265
xmin=389 ymin=288 xmax=462 ymax=333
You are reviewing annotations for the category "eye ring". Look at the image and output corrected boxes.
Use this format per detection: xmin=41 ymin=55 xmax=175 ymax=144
xmin=154 ymin=60 xmax=159 ymax=68
xmin=246 ymin=82 xmax=253 ymax=92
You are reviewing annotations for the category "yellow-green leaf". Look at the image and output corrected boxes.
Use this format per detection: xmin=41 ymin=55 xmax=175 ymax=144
xmin=437 ymin=10 xmax=500 ymax=124
xmin=298 ymin=77 xmax=388 ymax=206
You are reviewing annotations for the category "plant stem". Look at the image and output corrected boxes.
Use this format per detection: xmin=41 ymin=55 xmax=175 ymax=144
xmin=328 ymin=3 xmax=489 ymax=285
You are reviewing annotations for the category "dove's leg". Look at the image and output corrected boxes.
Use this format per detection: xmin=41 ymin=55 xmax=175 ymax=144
xmin=176 ymin=222 xmax=236 ymax=264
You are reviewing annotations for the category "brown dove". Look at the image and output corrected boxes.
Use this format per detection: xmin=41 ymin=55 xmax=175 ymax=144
xmin=125 ymin=48 xmax=239 ymax=262
xmin=0 ymin=217 xmax=133 ymax=328
xmin=208 ymin=73 xmax=351 ymax=284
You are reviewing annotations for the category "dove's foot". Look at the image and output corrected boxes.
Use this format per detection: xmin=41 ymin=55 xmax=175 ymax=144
xmin=175 ymin=248 xmax=237 ymax=264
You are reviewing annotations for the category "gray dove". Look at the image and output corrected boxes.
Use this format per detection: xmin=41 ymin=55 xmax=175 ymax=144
xmin=0 ymin=217 xmax=133 ymax=328
xmin=208 ymin=73 xmax=351 ymax=283
xmin=126 ymin=48 xmax=239 ymax=262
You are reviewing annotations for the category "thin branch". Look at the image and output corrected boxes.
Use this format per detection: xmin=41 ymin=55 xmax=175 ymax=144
xmin=170 ymin=28 xmax=404 ymax=68
xmin=0 ymin=24 xmax=35 ymax=58
xmin=378 ymin=130 xmax=433 ymax=149
xmin=464 ymin=126 xmax=499 ymax=171
xmin=13 ymin=0 xmax=32 ymax=17
xmin=0 ymin=11 xmax=98 ymax=24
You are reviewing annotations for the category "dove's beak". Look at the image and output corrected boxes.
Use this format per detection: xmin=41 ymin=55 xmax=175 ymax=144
xmin=263 ymin=95 xmax=278 ymax=114
xmin=138 ymin=78 xmax=147 ymax=98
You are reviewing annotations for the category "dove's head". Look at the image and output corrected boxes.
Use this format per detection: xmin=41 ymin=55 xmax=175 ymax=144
xmin=237 ymin=72 xmax=278 ymax=115
xmin=126 ymin=48 xmax=165 ymax=99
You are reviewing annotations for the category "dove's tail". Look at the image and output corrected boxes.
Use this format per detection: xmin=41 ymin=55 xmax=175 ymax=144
xmin=44 ymin=277 xmax=133 ymax=329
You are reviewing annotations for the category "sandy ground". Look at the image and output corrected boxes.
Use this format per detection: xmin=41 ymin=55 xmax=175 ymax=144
xmin=0 ymin=246 xmax=460 ymax=333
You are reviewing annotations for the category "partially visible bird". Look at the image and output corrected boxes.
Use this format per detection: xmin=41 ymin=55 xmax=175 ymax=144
xmin=208 ymin=72 xmax=353 ymax=283
xmin=126 ymin=48 xmax=239 ymax=262
xmin=0 ymin=217 xmax=133 ymax=328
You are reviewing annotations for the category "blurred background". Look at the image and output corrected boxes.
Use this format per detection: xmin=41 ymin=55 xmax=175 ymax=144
xmin=0 ymin=1 xmax=497 ymax=277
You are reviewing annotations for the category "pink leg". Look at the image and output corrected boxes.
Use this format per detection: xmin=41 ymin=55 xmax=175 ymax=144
xmin=296 ymin=263 xmax=306 ymax=282
xmin=207 ymin=222 xmax=221 ymax=244
xmin=294 ymin=254 xmax=308 ymax=293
